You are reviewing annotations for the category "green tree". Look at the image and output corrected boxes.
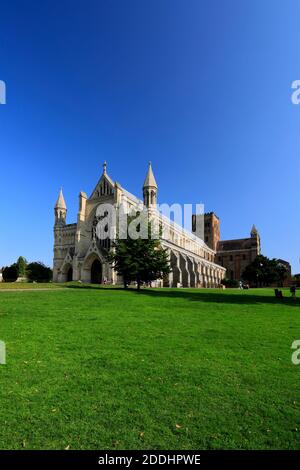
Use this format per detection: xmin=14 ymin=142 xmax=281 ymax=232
xmin=26 ymin=262 xmax=52 ymax=282
xmin=242 ymin=255 xmax=288 ymax=287
xmin=221 ymin=278 xmax=239 ymax=288
xmin=2 ymin=264 xmax=18 ymax=282
xmin=16 ymin=256 xmax=27 ymax=277
xmin=276 ymin=262 xmax=289 ymax=287
xmin=107 ymin=216 xmax=171 ymax=290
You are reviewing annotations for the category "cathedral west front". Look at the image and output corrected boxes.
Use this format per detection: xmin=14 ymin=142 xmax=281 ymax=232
xmin=53 ymin=162 xmax=257 ymax=287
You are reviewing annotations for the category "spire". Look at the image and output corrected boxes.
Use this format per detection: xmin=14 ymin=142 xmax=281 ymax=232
xmin=55 ymin=188 xmax=66 ymax=209
xmin=251 ymin=224 xmax=258 ymax=237
xmin=143 ymin=161 xmax=157 ymax=189
xmin=143 ymin=162 xmax=158 ymax=208
xmin=103 ymin=160 xmax=107 ymax=175
xmin=54 ymin=188 xmax=67 ymax=226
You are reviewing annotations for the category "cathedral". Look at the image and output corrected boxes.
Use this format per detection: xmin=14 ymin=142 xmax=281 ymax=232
xmin=193 ymin=212 xmax=261 ymax=281
xmin=53 ymin=162 xmax=227 ymax=287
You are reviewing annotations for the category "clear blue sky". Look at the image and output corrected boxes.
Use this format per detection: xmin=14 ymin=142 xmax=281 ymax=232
xmin=0 ymin=0 xmax=299 ymax=272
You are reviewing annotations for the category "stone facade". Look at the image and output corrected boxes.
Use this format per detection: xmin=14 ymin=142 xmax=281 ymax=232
xmin=53 ymin=163 xmax=226 ymax=287
xmin=216 ymin=227 xmax=261 ymax=281
xmin=192 ymin=213 xmax=261 ymax=281
xmin=204 ymin=212 xmax=220 ymax=251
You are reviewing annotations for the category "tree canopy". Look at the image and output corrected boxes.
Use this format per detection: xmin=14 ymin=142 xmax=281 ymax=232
xmin=107 ymin=216 xmax=171 ymax=289
xmin=242 ymin=255 xmax=289 ymax=287
xmin=16 ymin=256 xmax=27 ymax=277
xmin=26 ymin=262 xmax=53 ymax=282
xmin=2 ymin=264 xmax=18 ymax=282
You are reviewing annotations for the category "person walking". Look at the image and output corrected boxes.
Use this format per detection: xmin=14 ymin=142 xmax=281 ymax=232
xmin=290 ymin=285 xmax=296 ymax=300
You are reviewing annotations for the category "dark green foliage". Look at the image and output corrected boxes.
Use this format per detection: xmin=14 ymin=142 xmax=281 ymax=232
xmin=16 ymin=256 xmax=27 ymax=277
xmin=26 ymin=262 xmax=53 ymax=282
xmin=276 ymin=263 xmax=289 ymax=287
xmin=221 ymin=278 xmax=239 ymax=288
xmin=2 ymin=264 xmax=18 ymax=282
xmin=242 ymin=255 xmax=289 ymax=287
xmin=107 ymin=217 xmax=171 ymax=289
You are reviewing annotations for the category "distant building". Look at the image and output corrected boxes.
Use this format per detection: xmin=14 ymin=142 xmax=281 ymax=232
xmin=276 ymin=259 xmax=292 ymax=277
xmin=204 ymin=212 xmax=220 ymax=251
xmin=193 ymin=213 xmax=261 ymax=281
xmin=275 ymin=259 xmax=292 ymax=286
xmin=216 ymin=225 xmax=261 ymax=281
xmin=191 ymin=212 xmax=221 ymax=252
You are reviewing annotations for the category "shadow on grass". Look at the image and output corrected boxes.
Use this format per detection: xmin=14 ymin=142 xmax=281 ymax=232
xmin=64 ymin=283 xmax=300 ymax=307
xmin=132 ymin=288 xmax=300 ymax=307
xmin=63 ymin=283 xmax=124 ymax=291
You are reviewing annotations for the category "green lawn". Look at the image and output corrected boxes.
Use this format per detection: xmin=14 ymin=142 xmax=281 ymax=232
xmin=0 ymin=282 xmax=65 ymax=289
xmin=0 ymin=287 xmax=299 ymax=450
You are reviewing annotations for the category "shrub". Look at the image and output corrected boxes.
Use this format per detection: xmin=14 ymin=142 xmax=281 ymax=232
xmin=27 ymin=262 xmax=53 ymax=282
xmin=221 ymin=278 xmax=239 ymax=288
xmin=2 ymin=264 xmax=18 ymax=282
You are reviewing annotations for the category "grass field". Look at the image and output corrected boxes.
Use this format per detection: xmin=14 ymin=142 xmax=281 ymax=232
xmin=0 ymin=286 xmax=299 ymax=450
xmin=0 ymin=282 xmax=65 ymax=289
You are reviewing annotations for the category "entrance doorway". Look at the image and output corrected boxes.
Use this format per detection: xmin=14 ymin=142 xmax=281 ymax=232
xmin=67 ymin=267 xmax=73 ymax=282
xmin=91 ymin=259 xmax=102 ymax=284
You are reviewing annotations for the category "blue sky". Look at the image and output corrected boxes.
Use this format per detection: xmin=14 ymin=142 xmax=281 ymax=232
xmin=0 ymin=0 xmax=299 ymax=272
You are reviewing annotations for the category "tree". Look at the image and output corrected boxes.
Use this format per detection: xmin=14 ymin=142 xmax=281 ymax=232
xmin=221 ymin=278 xmax=239 ymax=288
xmin=107 ymin=216 xmax=171 ymax=289
xmin=276 ymin=262 xmax=289 ymax=287
xmin=2 ymin=264 xmax=18 ymax=282
xmin=16 ymin=256 xmax=27 ymax=277
xmin=26 ymin=262 xmax=52 ymax=282
xmin=242 ymin=255 xmax=288 ymax=287
xmin=293 ymin=274 xmax=300 ymax=287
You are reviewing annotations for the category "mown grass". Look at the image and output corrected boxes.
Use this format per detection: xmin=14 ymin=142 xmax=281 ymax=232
xmin=0 ymin=282 xmax=64 ymax=289
xmin=0 ymin=287 xmax=299 ymax=450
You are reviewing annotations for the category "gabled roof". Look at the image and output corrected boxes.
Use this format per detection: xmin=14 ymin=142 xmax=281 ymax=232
xmin=89 ymin=162 xmax=115 ymax=199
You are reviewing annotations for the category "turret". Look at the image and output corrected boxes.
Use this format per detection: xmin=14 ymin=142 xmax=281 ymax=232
xmin=143 ymin=162 xmax=157 ymax=208
xmin=54 ymin=188 xmax=67 ymax=226
xmin=251 ymin=224 xmax=258 ymax=238
xmin=78 ymin=191 xmax=87 ymax=222
xmin=250 ymin=224 xmax=261 ymax=254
